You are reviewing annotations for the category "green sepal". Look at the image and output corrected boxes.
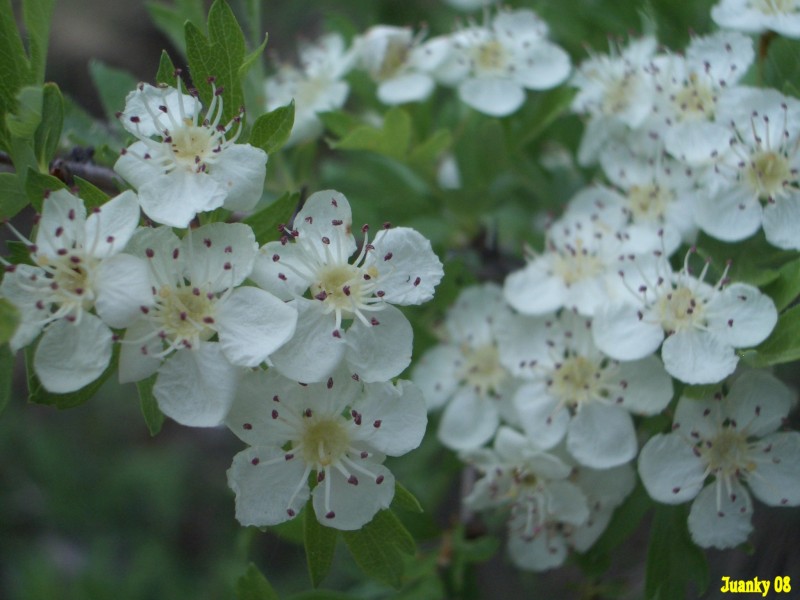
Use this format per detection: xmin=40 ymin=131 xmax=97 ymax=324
xmin=249 ymin=101 xmax=294 ymax=154
xmin=235 ymin=563 xmax=279 ymax=600
xmin=137 ymin=374 xmax=165 ymax=436
xmin=303 ymin=504 xmax=338 ymax=588
xmin=24 ymin=168 xmax=67 ymax=212
xmin=5 ymin=241 xmax=34 ymax=266
xmin=155 ymin=50 xmax=178 ymax=87
xmin=73 ymin=176 xmax=110 ymax=210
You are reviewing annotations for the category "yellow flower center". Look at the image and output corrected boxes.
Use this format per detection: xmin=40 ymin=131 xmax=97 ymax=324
xmin=301 ymin=418 xmax=351 ymax=467
xmin=746 ymin=150 xmax=791 ymax=199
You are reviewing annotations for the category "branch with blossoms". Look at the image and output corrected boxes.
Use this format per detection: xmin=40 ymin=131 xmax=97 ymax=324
xmin=2 ymin=0 xmax=800 ymax=598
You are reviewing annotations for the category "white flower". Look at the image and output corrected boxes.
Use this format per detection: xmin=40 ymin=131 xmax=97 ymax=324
xmin=267 ymin=33 xmax=355 ymax=145
xmin=435 ymin=9 xmax=571 ymax=116
xmin=503 ymin=187 xmax=665 ymax=317
xmin=649 ymin=31 xmax=754 ymax=165
xmin=1 ymin=189 xmax=148 ymax=392
xmin=711 ymin=0 xmax=800 ymax=38
xmin=114 ymin=81 xmax=267 ymax=228
xmin=498 ymin=311 xmax=673 ymax=468
xmin=118 ymin=223 xmax=297 ymax=426
xmin=355 ymin=26 xmax=452 ymax=105
xmin=638 ymin=370 xmax=800 ymax=549
xmin=250 ymin=190 xmax=443 ymax=383
xmin=693 ymin=87 xmax=800 ymax=250
xmin=413 ymin=284 xmax=520 ymax=451
xmin=592 ymin=250 xmax=777 ymax=384
xmin=226 ymin=368 xmax=427 ymax=530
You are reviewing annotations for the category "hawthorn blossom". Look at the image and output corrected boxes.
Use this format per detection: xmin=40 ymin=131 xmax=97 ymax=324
xmin=114 ymin=80 xmax=267 ymax=228
xmin=118 ymin=223 xmax=297 ymax=426
xmin=434 ymin=8 xmax=571 ymax=116
xmin=250 ymin=189 xmax=443 ymax=383
xmin=266 ymin=33 xmax=356 ymax=145
xmin=355 ymin=26 xmax=452 ymax=105
xmin=592 ymin=250 xmax=777 ymax=384
xmin=498 ymin=311 xmax=673 ymax=468
xmin=638 ymin=370 xmax=800 ymax=549
xmin=1 ymin=189 xmax=149 ymax=392
xmin=413 ymin=284 xmax=520 ymax=451
xmin=503 ymin=187 xmax=665 ymax=317
xmin=693 ymin=87 xmax=800 ymax=250
xmin=226 ymin=368 xmax=427 ymax=530
xmin=463 ymin=427 xmax=635 ymax=571
xmin=649 ymin=31 xmax=754 ymax=165
xmin=711 ymin=0 xmax=800 ymax=38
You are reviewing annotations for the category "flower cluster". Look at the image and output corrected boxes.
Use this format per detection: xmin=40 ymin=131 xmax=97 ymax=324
xmin=264 ymin=6 xmax=571 ymax=141
xmin=0 ymin=78 xmax=444 ymax=532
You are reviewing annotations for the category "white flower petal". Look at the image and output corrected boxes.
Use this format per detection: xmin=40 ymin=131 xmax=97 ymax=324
xmin=687 ymin=481 xmax=753 ymax=549
xmin=512 ymin=42 xmax=571 ymax=90
xmin=661 ymin=329 xmax=738 ymax=384
xmin=269 ymin=299 xmax=346 ymax=383
xmin=576 ymin=463 xmax=636 ymax=509
xmin=228 ymin=446 xmax=310 ymax=527
xmin=225 ymin=369 xmax=294 ymax=445
xmin=508 ymin=522 xmax=567 ymax=572
xmin=638 ymin=433 xmax=706 ymax=504
xmin=138 ymin=170 xmax=226 ymax=228
xmin=695 ymin=185 xmax=762 ymax=243
xmin=345 ymin=304 xmax=413 ymax=382
xmin=184 ymin=222 xmax=258 ymax=290
xmin=210 ymin=144 xmax=268 ymax=213
xmin=412 ymin=344 xmax=462 ymax=410
xmin=216 ymin=286 xmax=297 ymax=367
xmin=503 ymin=258 xmax=566 ymax=315
xmin=250 ymin=240 xmax=312 ymax=301
xmin=674 ymin=395 xmax=718 ymax=441
xmin=366 ymin=227 xmax=444 ymax=306
xmin=748 ymin=432 xmax=800 ymax=507
xmin=546 ymin=480 xmax=590 ymax=526
xmin=762 ymin=192 xmax=800 ymax=250
xmin=592 ymin=303 xmax=664 ymax=361
xmin=120 ymin=84 xmax=201 ymax=137
xmin=294 ymin=190 xmax=357 ymax=260
xmin=34 ymin=314 xmax=113 ymax=393
xmin=706 ymin=283 xmax=777 ymax=348
xmin=438 ymin=387 xmax=499 ymax=451
xmin=613 ymin=355 xmax=674 ymax=415
xmin=118 ymin=319 xmax=162 ymax=383
xmin=352 ymin=380 xmax=427 ymax=456
xmin=514 ymin=384 xmax=568 ymax=449
xmin=377 ymin=73 xmax=434 ymax=104
xmin=84 ymin=190 xmax=141 ymax=258
xmin=313 ymin=464 xmax=394 ymax=530
xmin=567 ymin=403 xmax=638 ymax=468
xmin=36 ymin=190 xmax=87 ymax=259
xmin=725 ymin=370 xmax=793 ymax=438
xmin=458 ymin=77 xmax=525 ymax=117
xmin=154 ymin=343 xmax=240 ymax=427
xmin=94 ymin=254 xmax=154 ymax=329
xmin=113 ymin=141 xmax=161 ymax=189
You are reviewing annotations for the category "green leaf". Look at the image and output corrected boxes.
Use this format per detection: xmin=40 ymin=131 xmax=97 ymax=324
xmin=89 ymin=60 xmax=138 ymax=123
xmin=645 ymin=504 xmax=708 ymax=600
xmin=749 ymin=304 xmax=800 ymax=367
xmin=156 ymin=50 xmax=178 ymax=86
xmin=0 ymin=343 xmax=13 ymax=414
xmin=235 ymin=563 xmax=279 ymax=600
xmin=73 ymin=176 xmax=110 ymax=209
xmin=6 ymin=86 xmax=43 ymax=139
xmin=242 ymin=191 xmax=299 ymax=245
xmin=24 ymin=168 xmax=67 ymax=212
xmin=0 ymin=172 xmax=28 ymax=219
xmin=0 ymin=0 xmax=30 ymax=150
xmin=317 ymin=111 xmax=363 ymax=138
xmin=239 ymin=33 xmax=268 ymax=80
xmin=0 ymin=297 xmax=19 ymax=345
xmin=695 ymin=231 xmax=790 ymax=288
xmin=392 ymin=482 xmax=423 ymax=513
xmin=185 ymin=0 xmax=246 ymax=124
xmin=341 ymin=509 xmax=416 ymax=589
xmin=146 ymin=0 xmax=206 ymax=56
xmin=25 ymin=343 xmax=119 ymax=410
xmin=514 ymin=85 xmax=578 ymax=148
xmin=249 ymin=101 xmax=294 ymax=154
xmin=332 ymin=107 xmax=412 ymax=161
xmin=34 ymin=82 xmax=64 ymax=168
xmin=762 ymin=256 xmax=800 ymax=312
xmin=288 ymin=592 xmax=357 ymax=600
xmin=22 ymin=0 xmax=56 ymax=84
xmin=137 ymin=374 xmax=165 ymax=436
xmin=408 ymin=129 xmax=451 ymax=173
xmin=303 ymin=505 xmax=337 ymax=587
